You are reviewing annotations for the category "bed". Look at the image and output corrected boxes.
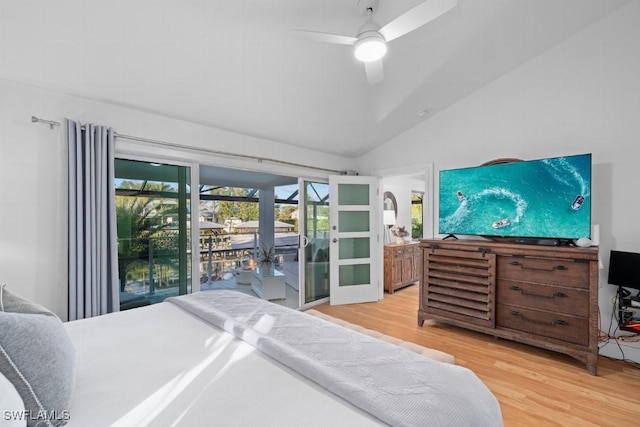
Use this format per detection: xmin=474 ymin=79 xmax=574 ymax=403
xmin=1 ymin=287 xmax=503 ymax=427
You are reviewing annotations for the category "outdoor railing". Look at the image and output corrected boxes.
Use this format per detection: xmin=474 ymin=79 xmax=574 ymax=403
xmin=118 ymin=233 xmax=299 ymax=298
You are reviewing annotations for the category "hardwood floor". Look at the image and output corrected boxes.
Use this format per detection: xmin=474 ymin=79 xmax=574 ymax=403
xmin=313 ymin=284 xmax=640 ymax=427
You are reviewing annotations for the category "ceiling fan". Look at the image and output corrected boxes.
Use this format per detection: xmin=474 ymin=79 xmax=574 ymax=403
xmin=293 ymin=0 xmax=457 ymax=85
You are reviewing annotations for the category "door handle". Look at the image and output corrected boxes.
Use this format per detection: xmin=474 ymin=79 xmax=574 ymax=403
xmin=332 ymin=238 xmax=338 ymax=243
xmin=299 ymin=235 xmax=309 ymax=248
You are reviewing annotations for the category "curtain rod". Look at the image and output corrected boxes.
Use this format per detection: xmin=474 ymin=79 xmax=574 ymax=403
xmin=31 ymin=115 xmax=346 ymax=174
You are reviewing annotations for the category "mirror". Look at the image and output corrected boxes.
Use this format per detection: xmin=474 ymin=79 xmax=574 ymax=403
xmin=383 ymin=191 xmax=397 ymax=220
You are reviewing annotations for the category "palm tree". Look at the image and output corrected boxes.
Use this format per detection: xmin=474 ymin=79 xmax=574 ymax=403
xmin=116 ymin=182 xmax=181 ymax=291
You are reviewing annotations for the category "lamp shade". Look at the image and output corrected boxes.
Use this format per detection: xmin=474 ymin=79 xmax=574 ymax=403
xmin=383 ymin=210 xmax=396 ymax=226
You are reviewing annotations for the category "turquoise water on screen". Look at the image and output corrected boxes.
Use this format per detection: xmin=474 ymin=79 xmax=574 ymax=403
xmin=439 ymin=154 xmax=591 ymax=239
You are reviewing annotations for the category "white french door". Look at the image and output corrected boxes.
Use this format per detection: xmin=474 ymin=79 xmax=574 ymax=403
xmin=329 ymin=175 xmax=380 ymax=305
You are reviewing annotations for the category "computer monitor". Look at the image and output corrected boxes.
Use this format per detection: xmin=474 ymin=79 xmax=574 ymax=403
xmin=608 ymin=250 xmax=640 ymax=291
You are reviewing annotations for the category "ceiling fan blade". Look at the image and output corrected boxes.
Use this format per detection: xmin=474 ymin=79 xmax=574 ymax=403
xmin=365 ymin=60 xmax=384 ymax=85
xmin=291 ymin=30 xmax=357 ymax=46
xmin=379 ymin=0 xmax=457 ymax=43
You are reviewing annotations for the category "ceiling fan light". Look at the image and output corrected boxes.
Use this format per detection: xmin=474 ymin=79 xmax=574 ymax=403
xmin=354 ymin=32 xmax=387 ymax=62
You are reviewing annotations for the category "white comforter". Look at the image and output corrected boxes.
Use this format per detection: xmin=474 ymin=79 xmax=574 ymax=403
xmin=65 ymin=299 xmax=382 ymax=427
xmin=65 ymin=290 xmax=503 ymax=426
xmin=168 ymin=291 xmax=503 ymax=427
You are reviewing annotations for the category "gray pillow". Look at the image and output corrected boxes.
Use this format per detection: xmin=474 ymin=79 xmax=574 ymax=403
xmin=0 ymin=285 xmax=53 ymax=315
xmin=0 ymin=285 xmax=74 ymax=427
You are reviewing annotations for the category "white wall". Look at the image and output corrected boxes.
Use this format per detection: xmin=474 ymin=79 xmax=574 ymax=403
xmin=357 ymin=2 xmax=640 ymax=362
xmin=382 ymin=177 xmax=425 ymax=240
xmin=0 ymin=82 xmax=67 ymax=318
xmin=0 ymin=79 xmax=353 ymax=320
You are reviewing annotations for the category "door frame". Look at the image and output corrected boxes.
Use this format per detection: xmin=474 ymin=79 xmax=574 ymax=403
xmin=373 ymin=163 xmax=433 ymax=300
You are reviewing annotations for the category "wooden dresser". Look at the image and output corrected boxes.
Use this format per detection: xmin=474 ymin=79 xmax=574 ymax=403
xmin=384 ymin=242 xmax=421 ymax=293
xmin=418 ymin=239 xmax=599 ymax=374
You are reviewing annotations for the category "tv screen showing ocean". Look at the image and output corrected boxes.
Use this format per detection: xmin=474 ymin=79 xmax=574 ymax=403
xmin=439 ymin=153 xmax=592 ymax=239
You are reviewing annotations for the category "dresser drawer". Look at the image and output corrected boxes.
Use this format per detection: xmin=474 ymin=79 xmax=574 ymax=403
xmin=497 ymin=280 xmax=588 ymax=317
xmin=496 ymin=303 xmax=588 ymax=345
xmin=497 ymin=256 xmax=588 ymax=288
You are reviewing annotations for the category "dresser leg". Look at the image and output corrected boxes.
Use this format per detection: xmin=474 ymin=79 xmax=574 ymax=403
xmin=586 ymin=353 xmax=598 ymax=376
xmin=418 ymin=311 xmax=426 ymax=326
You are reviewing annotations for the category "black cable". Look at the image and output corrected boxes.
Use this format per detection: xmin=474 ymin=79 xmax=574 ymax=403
xmin=598 ymin=287 xmax=640 ymax=370
xmin=598 ymin=291 xmax=619 ymax=351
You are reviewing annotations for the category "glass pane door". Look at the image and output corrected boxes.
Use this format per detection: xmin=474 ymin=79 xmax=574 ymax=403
xmin=329 ymin=175 xmax=379 ymax=305
xmin=299 ymin=180 xmax=330 ymax=305
xmin=115 ymin=159 xmax=191 ymax=309
xmin=337 ymin=184 xmax=371 ymax=287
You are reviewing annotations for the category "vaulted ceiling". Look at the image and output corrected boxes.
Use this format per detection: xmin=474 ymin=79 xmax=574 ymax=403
xmin=0 ymin=0 xmax=629 ymax=157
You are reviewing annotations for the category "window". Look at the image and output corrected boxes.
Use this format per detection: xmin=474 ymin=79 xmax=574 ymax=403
xmin=115 ymin=159 xmax=191 ymax=309
xmin=411 ymin=192 xmax=423 ymax=239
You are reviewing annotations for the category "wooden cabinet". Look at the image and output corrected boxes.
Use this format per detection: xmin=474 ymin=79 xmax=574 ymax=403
xmin=384 ymin=242 xmax=420 ymax=293
xmin=419 ymin=239 xmax=599 ymax=375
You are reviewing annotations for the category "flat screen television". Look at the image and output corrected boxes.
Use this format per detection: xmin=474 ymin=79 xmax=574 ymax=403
xmin=608 ymin=250 xmax=640 ymax=291
xmin=438 ymin=153 xmax=592 ymax=240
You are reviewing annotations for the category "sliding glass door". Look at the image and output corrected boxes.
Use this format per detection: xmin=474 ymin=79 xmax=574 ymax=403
xmin=299 ymin=180 xmax=330 ymax=305
xmin=114 ymin=158 xmax=193 ymax=309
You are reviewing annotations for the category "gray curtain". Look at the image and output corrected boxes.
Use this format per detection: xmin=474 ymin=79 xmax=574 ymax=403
xmin=66 ymin=119 xmax=119 ymax=320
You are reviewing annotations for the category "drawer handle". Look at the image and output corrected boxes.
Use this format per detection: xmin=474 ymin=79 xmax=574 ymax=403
xmin=509 ymin=286 xmax=567 ymax=299
xmin=510 ymin=261 xmax=566 ymax=272
xmin=510 ymin=310 xmax=568 ymax=327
